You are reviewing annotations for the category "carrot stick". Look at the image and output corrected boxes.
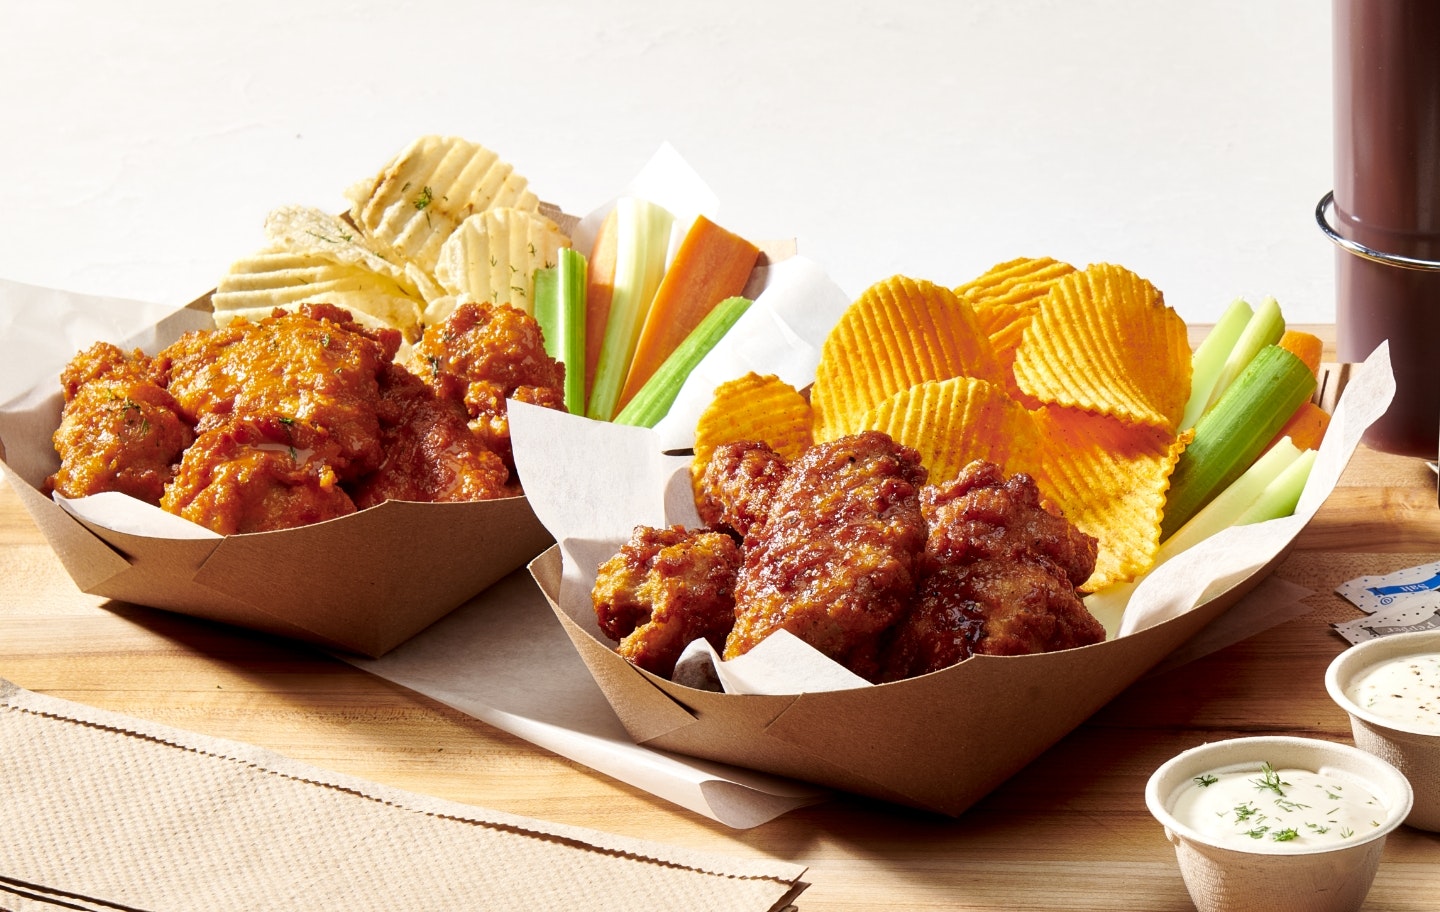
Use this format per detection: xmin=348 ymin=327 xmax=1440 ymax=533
xmin=613 ymin=215 xmax=760 ymax=413
xmin=1277 ymin=329 xmax=1324 ymax=377
xmin=1265 ymin=400 xmax=1332 ymax=452
xmin=583 ymin=208 xmax=619 ymax=401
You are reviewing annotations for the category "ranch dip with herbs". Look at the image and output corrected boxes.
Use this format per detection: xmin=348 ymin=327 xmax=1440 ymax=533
xmin=1345 ymin=652 xmax=1440 ymax=733
xmin=1170 ymin=762 xmax=1387 ymax=851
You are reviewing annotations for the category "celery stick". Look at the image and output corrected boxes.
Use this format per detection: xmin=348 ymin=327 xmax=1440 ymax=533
xmin=1162 ymin=438 xmax=1302 ymax=556
xmin=1203 ymin=295 xmax=1285 ymax=413
xmin=1087 ymin=439 xmax=1307 ymax=638
xmin=533 ymin=267 xmax=559 ymax=352
xmin=532 ymin=247 xmax=588 ymax=415
xmin=586 ymin=197 xmax=675 ymax=421
xmin=1235 ymin=446 xmax=1317 ymax=525
xmin=1160 ymin=344 xmax=1316 ymax=540
xmin=1180 ymin=298 xmax=1254 ymax=431
xmin=613 ymin=295 xmax=752 ymax=428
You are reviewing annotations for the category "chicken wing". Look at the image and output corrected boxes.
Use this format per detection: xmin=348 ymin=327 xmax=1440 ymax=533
xmin=348 ymin=363 xmax=512 ymax=508
xmin=158 ymin=303 xmax=399 ymax=481
xmin=411 ymin=301 xmax=566 ymax=473
xmin=878 ymin=460 xmax=1104 ymax=681
xmin=160 ymin=418 xmax=357 ymax=534
xmin=692 ymin=439 xmax=788 ymax=538
xmin=724 ymin=430 xmax=928 ymax=681
xmin=592 ymin=524 xmax=743 ymax=678
xmin=48 ymin=342 xmax=194 ymax=504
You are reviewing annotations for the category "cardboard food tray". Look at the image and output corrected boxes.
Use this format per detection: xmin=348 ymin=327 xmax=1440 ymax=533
xmin=530 ymin=542 xmax=1288 ymax=817
xmin=0 ymin=291 xmax=554 ymax=658
xmin=519 ymin=350 xmax=1394 ymax=817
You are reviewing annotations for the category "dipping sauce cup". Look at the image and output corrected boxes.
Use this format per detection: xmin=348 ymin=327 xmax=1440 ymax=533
xmin=1146 ymin=735 xmax=1412 ymax=912
xmin=1326 ymin=630 xmax=1440 ymax=831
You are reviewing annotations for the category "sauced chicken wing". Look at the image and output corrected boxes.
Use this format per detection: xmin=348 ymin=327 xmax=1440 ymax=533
xmin=158 ymin=303 xmax=399 ymax=481
xmin=48 ymin=342 xmax=194 ymax=504
xmin=160 ymin=418 xmax=357 ymax=534
xmin=411 ymin=301 xmax=566 ymax=470
xmin=348 ymin=364 xmax=512 ymax=508
xmin=724 ymin=431 xmax=928 ymax=681
xmin=878 ymin=460 xmax=1103 ymax=681
xmin=592 ymin=524 xmax=742 ymax=678
xmin=693 ymin=440 xmax=789 ymax=538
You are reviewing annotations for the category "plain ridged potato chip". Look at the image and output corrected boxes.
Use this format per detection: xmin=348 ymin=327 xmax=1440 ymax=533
xmin=210 ymin=246 xmax=425 ymax=340
xmin=262 ymin=205 xmax=445 ymax=304
xmin=1029 ymin=405 xmax=1191 ymax=592
xmin=958 ymin=256 xmax=1076 ymax=374
xmin=860 ymin=375 xmax=1039 ymax=487
xmin=431 ymin=207 xmax=572 ymax=320
xmin=691 ymin=373 xmax=813 ymax=486
xmin=344 ymin=135 xmax=543 ymax=276
xmin=1011 ymin=262 xmax=1191 ymax=432
xmin=810 ymin=275 xmax=1005 ymax=442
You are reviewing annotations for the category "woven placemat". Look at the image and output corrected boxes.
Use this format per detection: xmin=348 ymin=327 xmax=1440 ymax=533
xmin=0 ymin=679 xmax=806 ymax=912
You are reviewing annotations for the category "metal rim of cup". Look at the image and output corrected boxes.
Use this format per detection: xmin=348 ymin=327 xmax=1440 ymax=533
xmin=1316 ymin=190 xmax=1440 ymax=272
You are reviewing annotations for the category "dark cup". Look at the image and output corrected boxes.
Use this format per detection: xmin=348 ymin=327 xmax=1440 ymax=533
xmin=1328 ymin=0 xmax=1440 ymax=458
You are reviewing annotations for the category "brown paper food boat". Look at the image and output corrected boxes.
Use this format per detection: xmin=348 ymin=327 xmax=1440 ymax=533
xmin=0 ymin=292 xmax=554 ymax=658
xmin=531 ymin=542 xmax=1288 ymax=816
xmin=521 ymin=352 xmax=1389 ymax=816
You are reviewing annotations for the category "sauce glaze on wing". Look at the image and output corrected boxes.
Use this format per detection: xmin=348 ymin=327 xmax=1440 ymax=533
xmin=724 ymin=430 xmax=929 ymax=681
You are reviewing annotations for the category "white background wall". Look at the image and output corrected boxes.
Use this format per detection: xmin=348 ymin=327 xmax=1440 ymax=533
xmin=0 ymin=0 xmax=1335 ymax=324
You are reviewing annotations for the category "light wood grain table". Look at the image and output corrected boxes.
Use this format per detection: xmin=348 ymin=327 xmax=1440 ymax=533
xmin=5 ymin=330 xmax=1440 ymax=910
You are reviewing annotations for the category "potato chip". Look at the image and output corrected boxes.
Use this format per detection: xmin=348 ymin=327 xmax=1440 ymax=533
xmin=691 ymin=373 xmax=813 ymax=484
xmin=810 ymin=275 xmax=1005 ymax=443
xmin=211 ymin=246 xmax=424 ymax=340
xmin=1028 ymin=405 xmax=1191 ymax=591
xmin=344 ymin=135 xmax=542 ymax=275
xmin=1011 ymin=263 xmax=1191 ymax=432
xmin=957 ymin=256 xmax=1076 ymax=372
xmin=260 ymin=205 xmax=439 ymax=301
xmin=432 ymin=207 xmax=571 ymax=318
xmin=860 ymin=376 xmax=1038 ymax=487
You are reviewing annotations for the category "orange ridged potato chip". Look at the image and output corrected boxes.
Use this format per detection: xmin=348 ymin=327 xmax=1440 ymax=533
xmin=1011 ymin=263 xmax=1191 ymax=432
xmin=691 ymin=373 xmax=813 ymax=486
xmin=1028 ymin=405 xmax=1191 ymax=592
xmin=810 ymin=275 xmax=1005 ymax=442
xmin=861 ymin=376 xmax=1038 ymax=487
xmin=957 ymin=256 xmax=1077 ymax=373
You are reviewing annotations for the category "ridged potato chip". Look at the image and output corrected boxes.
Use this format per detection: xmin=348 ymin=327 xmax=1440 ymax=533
xmin=691 ymin=373 xmax=813 ymax=483
xmin=810 ymin=275 xmax=1005 ymax=442
xmin=210 ymin=246 xmax=425 ymax=340
xmin=957 ymin=256 xmax=1076 ymax=373
xmin=1011 ymin=263 xmax=1191 ymax=431
xmin=1029 ymin=405 xmax=1191 ymax=592
xmin=860 ymin=376 xmax=1038 ymax=487
xmin=344 ymin=135 xmax=543 ymax=275
xmin=262 ymin=205 xmax=445 ymax=304
xmin=431 ymin=207 xmax=571 ymax=319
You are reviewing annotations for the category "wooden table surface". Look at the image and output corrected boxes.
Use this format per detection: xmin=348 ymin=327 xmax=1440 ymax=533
xmin=5 ymin=331 xmax=1440 ymax=911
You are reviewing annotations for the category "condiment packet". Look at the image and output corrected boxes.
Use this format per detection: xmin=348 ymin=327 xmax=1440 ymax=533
xmin=1336 ymin=560 xmax=1440 ymax=614
xmin=1333 ymin=597 xmax=1440 ymax=644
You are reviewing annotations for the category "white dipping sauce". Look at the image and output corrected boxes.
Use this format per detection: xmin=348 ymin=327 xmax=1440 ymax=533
xmin=1345 ymin=652 xmax=1440 ymax=733
xmin=1171 ymin=762 xmax=1386 ymax=850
